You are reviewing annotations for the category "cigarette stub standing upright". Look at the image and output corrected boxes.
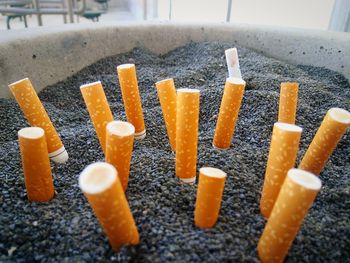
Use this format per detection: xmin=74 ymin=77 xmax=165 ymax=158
xmin=79 ymin=162 xmax=139 ymax=251
xmin=18 ymin=127 xmax=55 ymax=202
xmin=106 ymin=121 xmax=135 ymax=191
xmin=80 ymin=81 xmax=114 ymax=155
xmin=9 ymin=78 xmax=68 ymax=164
xmin=117 ymin=64 xmax=146 ymax=140
xmin=258 ymin=169 xmax=322 ymax=263
xmin=260 ymin=123 xmax=302 ymax=218
xmin=194 ymin=167 xmax=227 ymax=228
xmin=155 ymin=78 xmax=177 ymax=151
xmin=212 ymin=77 xmax=246 ymax=150
xmin=225 ymin=48 xmax=242 ymax=79
xmin=278 ymin=82 xmax=299 ymax=124
xmin=176 ymin=89 xmax=200 ymax=183
xmin=299 ymin=108 xmax=350 ymax=175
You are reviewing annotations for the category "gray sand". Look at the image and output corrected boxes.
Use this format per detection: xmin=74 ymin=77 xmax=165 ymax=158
xmin=0 ymin=42 xmax=349 ymax=262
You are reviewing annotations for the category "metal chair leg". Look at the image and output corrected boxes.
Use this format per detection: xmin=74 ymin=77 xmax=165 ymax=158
xmin=6 ymin=16 xmax=11 ymax=30
xmin=23 ymin=15 xmax=28 ymax=27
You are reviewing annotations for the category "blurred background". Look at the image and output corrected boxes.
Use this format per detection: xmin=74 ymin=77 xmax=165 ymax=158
xmin=0 ymin=0 xmax=349 ymax=31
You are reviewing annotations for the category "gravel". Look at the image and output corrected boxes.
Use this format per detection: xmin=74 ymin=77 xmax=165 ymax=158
xmin=0 ymin=42 xmax=349 ymax=262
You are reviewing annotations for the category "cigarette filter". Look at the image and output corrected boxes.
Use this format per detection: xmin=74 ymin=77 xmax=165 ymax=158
xmin=155 ymin=78 xmax=177 ymax=151
xmin=79 ymin=162 xmax=139 ymax=251
xmin=194 ymin=167 xmax=227 ymax=228
xmin=106 ymin=121 xmax=135 ymax=191
xmin=176 ymin=89 xmax=200 ymax=183
xmin=258 ymin=168 xmax=321 ymax=263
xmin=18 ymin=127 xmax=54 ymax=202
xmin=9 ymin=78 xmax=68 ymax=164
xmin=278 ymin=82 xmax=299 ymax=124
xmin=212 ymin=77 xmax=246 ymax=150
xmin=225 ymin=48 xmax=242 ymax=79
xmin=80 ymin=81 xmax=114 ymax=155
xmin=299 ymin=108 xmax=350 ymax=175
xmin=260 ymin=122 xmax=302 ymax=218
xmin=116 ymin=64 xmax=146 ymax=140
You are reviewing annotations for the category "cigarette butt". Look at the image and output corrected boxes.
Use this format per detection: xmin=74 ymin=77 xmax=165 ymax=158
xmin=80 ymin=81 xmax=114 ymax=154
xmin=258 ymin=168 xmax=321 ymax=263
xmin=116 ymin=64 xmax=146 ymax=140
xmin=299 ymin=108 xmax=350 ymax=175
xmin=155 ymin=78 xmax=177 ymax=151
xmin=225 ymin=48 xmax=242 ymax=79
xmin=278 ymin=82 xmax=299 ymax=124
xmin=194 ymin=167 xmax=227 ymax=228
xmin=9 ymin=78 xmax=68 ymax=164
xmin=106 ymin=121 xmax=135 ymax=191
xmin=260 ymin=123 xmax=302 ymax=218
xmin=212 ymin=77 xmax=246 ymax=149
xmin=176 ymin=88 xmax=200 ymax=183
xmin=18 ymin=127 xmax=54 ymax=202
xmin=79 ymin=162 xmax=139 ymax=251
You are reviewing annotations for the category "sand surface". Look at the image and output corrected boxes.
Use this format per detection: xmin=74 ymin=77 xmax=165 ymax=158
xmin=0 ymin=42 xmax=349 ymax=262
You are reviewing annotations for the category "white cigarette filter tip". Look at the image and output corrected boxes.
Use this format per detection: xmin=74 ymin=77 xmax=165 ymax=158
xmin=117 ymin=64 xmax=135 ymax=70
xmin=177 ymin=88 xmax=200 ymax=93
xmin=274 ymin=122 xmax=303 ymax=133
xmin=106 ymin=121 xmax=135 ymax=137
xmin=328 ymin=108 xmax=350 ymax=124
xmin=48 ymin=146 xmax=69 ymax=164
xmin=80 ymin=81 xmax=102 ymax=89
xmin=79 ymin=162 xmax=117 ymax=194
xmin=134 ymin=130 xmax=146 ymax=140
xmin=18 ymin=127 xmax=44 ymax=139
xmin=287 ymin=168 xmax=322 ymax=190
xmin=180 ymin=177 xmax=196 ymax=184
xmin=200 ymin=167 xmax=227 ymax=178
xmin=226 ymin=77 xmax=246 ymax=86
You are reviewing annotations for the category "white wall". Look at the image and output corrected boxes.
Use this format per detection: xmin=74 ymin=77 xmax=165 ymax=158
xmin=157 ymin=0 xmax=335 ymax=30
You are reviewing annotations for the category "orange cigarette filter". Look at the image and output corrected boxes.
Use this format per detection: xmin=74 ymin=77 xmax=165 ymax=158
xmin=176 ymin=89 xmax=200 ymax=183
xmin=79 ymin=162 xmax=139 ymax=251
xmin=194 ymin=167 xmax=227 ymax=228
xmin=155 ymin=78 xmax=177 ymax=151
xmin=258 ymin=168 xmax=321 ymax=263
xmin=278 ymin=82 xmax=299 ymax=124
xmin=106 ymin=121 xmax=135 ymax=191
xmin=117 ymin=64 xmax=146 ymax=140
xmin=18 ymin=127 xmax=54 ymax=202
xmin=80 ymin=81 xmax=114 ymax=155
xmin=299 ymin=108 xmax=350 ymax=175
xmin=260 ymin=122 xmax=302 ymax=218
xmin=213 ymin=77 xmax=246 ymax=150
xmin=9 ymin=78 xmax=68 ymax=164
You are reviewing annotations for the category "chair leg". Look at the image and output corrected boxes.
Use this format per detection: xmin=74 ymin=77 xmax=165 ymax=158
xmin=7 ymin=16 xmax=11 ymax=30
xmin=24 ymin=16 xmax=28 ymax=27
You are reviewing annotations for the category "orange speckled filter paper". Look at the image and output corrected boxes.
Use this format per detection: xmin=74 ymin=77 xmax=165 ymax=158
xmin=79 ymin=162 xmax=139 ymax=251
xmin=18 ymin=127 xmax=54 ymax=202
xmin=9 ymin=78 xmax=67 ymax=163
xmin=80 ymin=81 xmax=114 ymax=155
xmin=213 ymin=77 xmax=246 ymax=150
xmin=278 ymin=82 xmax=299 ymax=124
xmin=194 ymin=167 xmax=227 ymax=228
xmin=106 ymin=121 xmax=135 ymax=191
xmin=117 ymin=64 xmax=146 ymax=139
xmin=299 ymin=108 xmax=350 ymax=175
xmin=260 ymin=122 xmax=302 ymax=218
xmin=176 ymin=89 xmax=200 ymax=183
xmin=258 ymin=168 xmax=321 ymax=263
xmin=155 ymin=78 xmax=177 ymax=151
